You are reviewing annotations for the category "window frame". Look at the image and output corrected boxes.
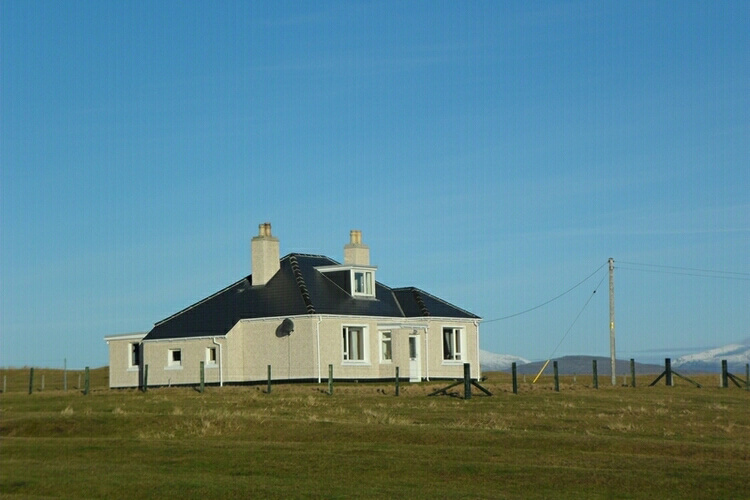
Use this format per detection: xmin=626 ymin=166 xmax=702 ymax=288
xmin=342 ymin=325 xmax=369 ymax=364
xmin=351 ymin=269 xmax=374 ymax=297
xmin=206 ymin=347 xmax=217 ymax=366
xmin=167 ymin=348 xmax=183 ymax=369
xmin=379 ymin=330 xmax=393 ymax=363
xmin=442 ymin=326 xmax=464 ymax=363
xmin=128 ymin=342 xmax=140 ymax=370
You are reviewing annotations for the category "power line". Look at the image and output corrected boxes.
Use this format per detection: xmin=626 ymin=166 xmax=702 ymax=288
xmin=546 ymin=273 xmax=608 ymax=360
xmin=483 ymin=261 xmax=608 ymax=323
xmin=617 ymin=265 xmax=750 ymax=282
xmin=617 ymin=261 xmax=750 ymax=277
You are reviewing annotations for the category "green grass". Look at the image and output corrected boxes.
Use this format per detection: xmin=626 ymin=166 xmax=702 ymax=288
xmin=1 ymin=370 xmax=749 ymax=499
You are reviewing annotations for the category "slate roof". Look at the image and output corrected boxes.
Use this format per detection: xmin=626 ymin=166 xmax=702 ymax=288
xmin=143 ymin=253 xmax=479 ymax=341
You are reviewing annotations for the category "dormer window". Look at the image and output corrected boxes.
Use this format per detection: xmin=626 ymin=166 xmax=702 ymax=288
xmin=316 ymin=264 xmax=377 ymax=299
xmin=352 ymin=270 xmax=374 ymax=296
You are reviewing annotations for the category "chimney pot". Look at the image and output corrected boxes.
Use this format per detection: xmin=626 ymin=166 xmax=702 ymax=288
xmin=251 ymin=222 xmax=280 ymax=286
xmin=344 ymin=229 xmax=369 ymax=266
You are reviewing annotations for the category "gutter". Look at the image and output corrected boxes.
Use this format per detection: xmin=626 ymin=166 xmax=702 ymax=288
xmin=212 ymin=338 xmax=223 ymax=387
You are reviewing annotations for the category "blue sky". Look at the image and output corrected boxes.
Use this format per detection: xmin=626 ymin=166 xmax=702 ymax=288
xmin=2 ymin=2 xmax=748 ymax=369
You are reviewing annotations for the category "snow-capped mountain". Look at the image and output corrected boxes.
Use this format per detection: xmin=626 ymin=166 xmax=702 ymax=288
xmin=672 ymin=338 xmax=750 ymax=373
xmin=479 ymin=349 xmax=529 ymax=372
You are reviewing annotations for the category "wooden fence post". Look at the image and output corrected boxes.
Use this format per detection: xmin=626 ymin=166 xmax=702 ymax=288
xmin=41 ymin=374 xmax=45 ymax=392
xmin=512 ymin=362 xmax=518 ymax=395
xmin=28 ymin=368 xmax=34 ymax=395
xmin=267 ymin=365 xmax=272 ymax=394
xmin=77 ymin=373 xmax=81 ymax=390
xmin=328 ymin=364 xmax=333 ymax=395
xmin=721 ymin=360 xmax=728 ymax=389
xmin=592 ymin=360 xmax=598 ymax=389
xmin=746 ymin=364 xmax=749 ymax=391
xmin=463 ymin=363 xmax=471 ymax=400
xmin=3 ymin=375 xmax=6 ymax=394
xmin=395 ymin=366 xmax=400 ymax=396
xmin=553 ymin=361 xmax=559 ymax=392
xmin=143 ymin=364 xmax=149 ymax=392
xmin=665 ymin=358 xmax=673 ymax=386
xmin=630 ymin=359 xmax=636 ymax=388
xmin=200 ymin=361 xmax=205 ymax=393
xmin=64 ymin=358 xmax=67 ymax=391
xmin=83 ymin=367 xmax=90 ymax=395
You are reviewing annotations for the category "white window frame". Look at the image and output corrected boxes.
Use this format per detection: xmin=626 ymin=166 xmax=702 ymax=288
xmin=205 ymin=347 xmax=217 ymax=366
xmin=128 ymin=342 xmax=140 ymax=370
xmin=442 ymin=326 xmax=464 ymax=363
xmin=167 ymin=348 xmax=183 ymax=369
xmin=380 ymin=331 xmax=393 ymax=363
xmin=351 ymin=269 xmax=374 ymax=297
xmin=342 ymin=325 xmax=369 ymax=364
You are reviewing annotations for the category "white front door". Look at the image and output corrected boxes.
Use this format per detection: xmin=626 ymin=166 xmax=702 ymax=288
xmin=408 ymin=335 xmax=421 ymax=382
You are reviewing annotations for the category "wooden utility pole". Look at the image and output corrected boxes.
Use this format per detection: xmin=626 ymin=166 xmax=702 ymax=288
xmin=609 ymin=258 xmax=616 ymax=386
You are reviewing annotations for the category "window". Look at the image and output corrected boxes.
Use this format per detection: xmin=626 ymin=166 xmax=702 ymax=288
xmin=380 ymin=331 xmax=392 ymax=362
xmin=343 ymin=326 xmax=367 ymax=362
xmin=442 ymin=327 xmax=463 ymax=361
xmin=352 ymin=270 xmax=374 ymax=297
xmin=206 ymin=347 xmax=217 ymax=365
xmin=168 ymin=349 xmax=182 ymax=367
xmin=129 ymin=343 xmax=140 ymax=368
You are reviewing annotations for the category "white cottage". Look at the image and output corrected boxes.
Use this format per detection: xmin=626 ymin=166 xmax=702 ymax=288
xmin=106 ymin=224 xmax=481 ymax=388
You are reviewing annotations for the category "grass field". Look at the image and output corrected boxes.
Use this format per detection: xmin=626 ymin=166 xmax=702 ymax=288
xmin=1 ymin=368 xmax=749 ymax=499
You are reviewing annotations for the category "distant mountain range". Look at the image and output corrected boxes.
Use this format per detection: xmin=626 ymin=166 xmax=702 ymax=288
xmin=480 ymin=338 xmax=750 ymax=375
xmin=673 ymin=338 xmax=750 ymax=374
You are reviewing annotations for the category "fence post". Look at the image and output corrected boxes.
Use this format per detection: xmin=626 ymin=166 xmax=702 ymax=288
xmin=199 ymin=361 xmax=205 ymax=393
xmin=665 ymin=358 xmax=673 ymax=386
xmin=267 ymin=365 xmax=272 ymax=394
xmin=746 ymin=364 xmax=749 ymax=391
xmin=41 ymin=374 xmax=45 ymax=392
xmin=3 ymin=375 xmax=6 ymax=394
xmin=463 ymin=363 xmax=471 ymax=400
xmin=512 ymin=362 xmax=518 ymax=395
xmin=143 ymin=364 xmax=149 ymax=392
xmin=553 ymin=361 xmax=559 ymax=392
xmin=64 ymin=358 xmax=67 ymax=391
xmin=630 ymin=359 xmax=636 ymax=388
xmin=592 ymin=360 xmax=598 ymax=389
xmin=28 ymin=368 xmax=34 ymax=395
xmin=83 ymin=367 xmax=90 ymax=395
xmin=395 ymin=366 xmax=400 ymax=396
xmin=328 ymin=364 xmax=333 ymax=395
xmin=721 ymin=360 xmax=728 ymax=389
xmin=78 ymin=373 xmax=81 ymax=390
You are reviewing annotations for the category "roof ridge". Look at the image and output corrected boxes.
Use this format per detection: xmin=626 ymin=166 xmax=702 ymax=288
xmin=288 ymin=255 xmax=316 ymax=314
xmin=281 ymin=252 xmax=339 ymax=263
xmin=407 ymin=286 xmax=480 ymax=319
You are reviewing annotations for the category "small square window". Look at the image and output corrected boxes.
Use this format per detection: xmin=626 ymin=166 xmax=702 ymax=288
xmin=169 ymin=349 xmax=182 ymax=367
xmin=206 ymin=347 xmax=217 ymax=364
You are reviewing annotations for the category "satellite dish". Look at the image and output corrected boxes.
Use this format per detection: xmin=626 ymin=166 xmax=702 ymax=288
xmin=276 ymin=318 xmax=295 ymax=337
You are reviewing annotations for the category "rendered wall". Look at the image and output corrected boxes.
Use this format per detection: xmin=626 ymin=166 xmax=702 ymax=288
xmin=106 ymin=334 xmax=145 ymax=388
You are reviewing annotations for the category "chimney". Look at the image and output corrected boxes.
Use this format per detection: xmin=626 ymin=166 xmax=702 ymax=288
xmin=251 ymin=222 xmax=280 ymax=286
xmin=344 ymin=229 xmax=370 ymax=266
